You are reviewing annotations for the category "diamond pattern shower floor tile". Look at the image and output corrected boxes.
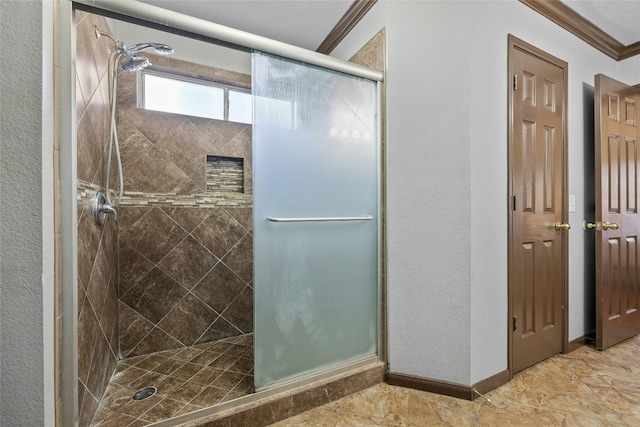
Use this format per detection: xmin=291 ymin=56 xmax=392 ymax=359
xmin=90 ymin=334 xmax=253 ymax=426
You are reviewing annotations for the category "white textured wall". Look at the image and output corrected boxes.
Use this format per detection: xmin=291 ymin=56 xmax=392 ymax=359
xmin=466 ymin=0 xmax=616 ymax=384
xmin=383 ymin=2 xmax=473 ymax=385
xmin=619 ymin=55 xmax=640 ymax=85
xmin=333 ymin=0 xmax=620 ymax=385
xmin=0 ymin=0 xmax=55 ymax=425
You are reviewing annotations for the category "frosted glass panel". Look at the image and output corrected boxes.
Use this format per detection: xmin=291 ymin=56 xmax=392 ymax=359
xmin=252 ymin=51 xmax=378 ymax=389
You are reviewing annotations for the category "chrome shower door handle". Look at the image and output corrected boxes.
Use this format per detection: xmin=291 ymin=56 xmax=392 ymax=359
xmin=267 ymin=215 xmax=374 ymax=223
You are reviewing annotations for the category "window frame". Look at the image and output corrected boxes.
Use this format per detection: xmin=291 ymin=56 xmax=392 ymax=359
xmin=136 ymin=68 xmax=252 ymax=124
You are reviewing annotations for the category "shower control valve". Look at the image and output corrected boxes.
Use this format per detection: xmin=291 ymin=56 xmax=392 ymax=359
xmin=92 ymin=190 xmax=118 ymax=225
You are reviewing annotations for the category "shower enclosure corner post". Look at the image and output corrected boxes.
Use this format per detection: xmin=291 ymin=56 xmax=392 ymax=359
xmin=58 ymin=0 xmax=79 ymax=425
xmin=376 ymin=80 xmax=386 ymax=368
xmin=375 ymin=78 xmax=385 ymax=368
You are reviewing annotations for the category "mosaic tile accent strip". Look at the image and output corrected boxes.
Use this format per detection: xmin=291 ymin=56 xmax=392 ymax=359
xmin=78 ymin=180 xmax=252 ymax=208
xmin=119 ymin=191 xmax=252 ymax=208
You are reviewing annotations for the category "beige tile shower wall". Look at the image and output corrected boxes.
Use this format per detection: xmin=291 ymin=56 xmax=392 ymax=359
xmin=116 ymin=54 xmax=252 ymax=196
xmin=115 ymin=52 xmax=254 ymax=358
xmin=348 ymin=28 xmax=385 ymax=72
xmin=75 ymin=11 xmax=120 ymax=427
xmin=118 ymin=206 xmax=253 ymax=357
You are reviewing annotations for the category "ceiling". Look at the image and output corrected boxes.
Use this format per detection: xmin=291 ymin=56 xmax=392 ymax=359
xmin=139 ymin=0 xmax=354 ymax=51
xmin=136 ymin=1 xmax=640 ymax=57
xmin=561 ymin=0 xmax=640 ymax=46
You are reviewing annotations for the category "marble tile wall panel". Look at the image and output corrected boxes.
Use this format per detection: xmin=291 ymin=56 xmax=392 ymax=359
xmin=76 ymin=11 xmax=120 ymax=427
xmin=119 ymin=206 xmax=253 ymax=358
xmin=114 ymin=54 xmax=254 ymax=362
xmin=348 ymin=28 xmax=385 ymax=72
xmin=185 ymin=364 xmax=385 ymax=427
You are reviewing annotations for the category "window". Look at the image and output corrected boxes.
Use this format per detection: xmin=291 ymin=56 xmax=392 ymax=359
xmin=139 ymin=70 xmax=252 ymax=124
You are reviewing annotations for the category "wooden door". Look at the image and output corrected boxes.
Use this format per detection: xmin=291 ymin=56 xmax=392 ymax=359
xmin=508 ymin=36 xmax=568 ymax=374
xmin=594 ymin=74 xmax=640 ymax=350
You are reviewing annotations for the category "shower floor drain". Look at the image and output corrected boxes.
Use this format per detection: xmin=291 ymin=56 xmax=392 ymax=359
xmin=132 ymin=387 xmax=156 ymax=401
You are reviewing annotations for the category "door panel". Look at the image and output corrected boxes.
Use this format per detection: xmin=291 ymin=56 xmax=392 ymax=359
xmin=594 ymin=74 xmax=640 ymax=350
xmin=509 ymin=37 xmax=567 ymax=374
xmin=252 ymin=52 xmax=379 ymax=389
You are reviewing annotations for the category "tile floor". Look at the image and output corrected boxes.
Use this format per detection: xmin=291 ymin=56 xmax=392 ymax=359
xmin=271 ymin=335 xmax=640 ymax=426
xmin=91 ymin=334 xmax=640 ymax=426
xmin=90 ymin=334 xmax=253 ymax=426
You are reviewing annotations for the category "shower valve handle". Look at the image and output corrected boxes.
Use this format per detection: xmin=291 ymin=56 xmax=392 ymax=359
xmin=101 ymin=202 xmax=118 ymax=221
xmin=92 ymin=190 xmax=118 ymax=225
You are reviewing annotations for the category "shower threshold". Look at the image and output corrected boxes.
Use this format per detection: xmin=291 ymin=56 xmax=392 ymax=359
xmin=90 ymin=334 xmax=253 ymax=426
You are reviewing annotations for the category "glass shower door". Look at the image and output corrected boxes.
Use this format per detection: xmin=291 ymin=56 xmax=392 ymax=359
xmin=252 ymin=52 xmax=379 ymax=389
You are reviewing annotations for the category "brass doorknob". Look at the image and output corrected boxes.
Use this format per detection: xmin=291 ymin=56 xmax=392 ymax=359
xmin=602 ymin=221 xmax=619 ymax=230
xmin=555 ymin=222 xmax=571 ymax=231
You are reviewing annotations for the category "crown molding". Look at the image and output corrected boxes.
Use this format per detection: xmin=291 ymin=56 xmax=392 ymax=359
xmin=316 ymin=0 xmax=640 ymax=61
xmin=621 ymin=41 xmax=640 ymax=61
xmin=316 ymin=0 xmax=378 ymax=55
xmin=519 ymin=0 xmax=631 ymax=60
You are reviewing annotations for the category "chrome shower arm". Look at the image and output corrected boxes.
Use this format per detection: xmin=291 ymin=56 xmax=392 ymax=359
xmin=95 ymin=26 xmax=117 ymax=43
xmin=128 ymin=42 xmax=174 ymax=55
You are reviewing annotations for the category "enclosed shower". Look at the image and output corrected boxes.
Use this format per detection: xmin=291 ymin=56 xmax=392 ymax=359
xmin=72 ymin=5 xmax=381 ymax=427
xmin=76 ymin=11 xmax=255 ymax=425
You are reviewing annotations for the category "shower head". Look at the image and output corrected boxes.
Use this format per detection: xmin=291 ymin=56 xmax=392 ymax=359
xmin=117 ymin=42 xmax=173 ymax=72
xmin=127 ymin=42 xmax=174 ymax=55
xmin=119 ymin=53 xmax=151 ymax=72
